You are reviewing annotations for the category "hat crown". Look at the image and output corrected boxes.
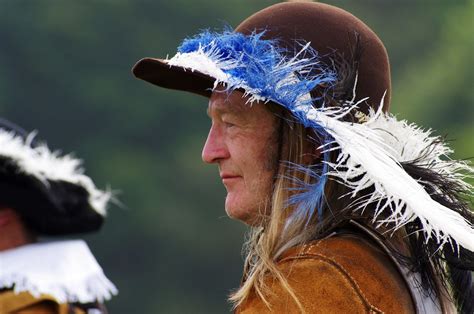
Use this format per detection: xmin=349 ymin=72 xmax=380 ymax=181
xmin=235 ymin=2 xmax=391 ymax=112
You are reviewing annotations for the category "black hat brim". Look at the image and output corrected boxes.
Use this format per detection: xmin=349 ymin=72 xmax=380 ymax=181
xmin=132 ymin=58 xmax=216 ymax=98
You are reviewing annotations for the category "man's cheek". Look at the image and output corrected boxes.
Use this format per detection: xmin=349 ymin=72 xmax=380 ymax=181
xmin=263 ymin=141 xmax=280 ymax=172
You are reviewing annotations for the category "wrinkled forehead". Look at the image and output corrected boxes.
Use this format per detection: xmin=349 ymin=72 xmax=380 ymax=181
xmin=207 ymin=89 xmax=250 ymax=114
xmin=206 ymin=88 xmax=282 ymax=128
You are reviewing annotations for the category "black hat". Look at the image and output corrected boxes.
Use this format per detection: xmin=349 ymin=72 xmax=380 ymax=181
xmin=0 ymin=118 xmax=111 ymax=235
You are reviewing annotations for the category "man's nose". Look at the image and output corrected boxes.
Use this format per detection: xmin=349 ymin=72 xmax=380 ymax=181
xmin=202 ymin=125 xmax=229 ymax=164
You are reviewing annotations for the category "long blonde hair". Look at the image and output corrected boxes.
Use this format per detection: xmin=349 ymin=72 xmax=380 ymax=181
xmin=229 ymin=107 xmax=326 ymax=311
xmin=228 ymin=105 xmax=456 ymax=313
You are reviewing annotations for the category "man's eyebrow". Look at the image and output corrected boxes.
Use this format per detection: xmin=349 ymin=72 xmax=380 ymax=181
xmin=207 ymin=102 xmax=244 ymax=117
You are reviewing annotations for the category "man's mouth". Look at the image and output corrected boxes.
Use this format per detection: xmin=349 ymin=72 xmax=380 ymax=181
xmin=220 ymin=173 xmax=241 ymax=184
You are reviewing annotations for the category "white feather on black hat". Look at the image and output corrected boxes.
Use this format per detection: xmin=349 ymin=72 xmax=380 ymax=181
xmin=0 ymin=118 xmax=112 ymax=235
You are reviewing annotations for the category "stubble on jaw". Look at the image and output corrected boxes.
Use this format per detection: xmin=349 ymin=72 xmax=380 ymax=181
xmin=251 ymin=109 xmax=283 ymax=223
xmin=263 ymin=108 xmax=283 ymax=174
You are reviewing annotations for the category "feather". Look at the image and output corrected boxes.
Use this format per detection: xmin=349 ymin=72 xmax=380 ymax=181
xmin=284 ymin=156 xmax=329 ymax=224
xmin=168 ymin=29 xmax=336 ymax=111
xmin=305 ymin=105 xmax=474 ymax=252
xmin=0 ymin=129 xmax=111 ymax=215
xmin=169 ymin=29 xmax=474 ymax=253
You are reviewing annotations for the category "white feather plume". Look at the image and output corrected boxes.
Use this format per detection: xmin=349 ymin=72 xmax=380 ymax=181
xmin=167 ymin=45 xmax=233 ymax=84
xmin=0 ymin=129 xmax=111 ymax=215
xmin=306 ymin=106 xmax=474 ymax=251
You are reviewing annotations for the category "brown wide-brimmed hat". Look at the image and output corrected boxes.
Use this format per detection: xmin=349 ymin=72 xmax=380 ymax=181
xmin=132 ymin=2 xmax=391 ymax=112
xmin=131 ymin=1 xmax=474 ymax=259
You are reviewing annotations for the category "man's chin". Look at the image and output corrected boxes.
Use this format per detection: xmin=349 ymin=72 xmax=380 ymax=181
xmin=224 ymin=203 xmax=265 ymax=226
xmin=224 ymin=197 xmax=252 ymax=224
xmin=225 ymin=205 xmax=249 ymax=223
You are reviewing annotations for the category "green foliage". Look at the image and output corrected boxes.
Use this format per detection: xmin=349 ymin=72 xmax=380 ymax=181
xmin=0 ymin=1 xmax=472 ymax=313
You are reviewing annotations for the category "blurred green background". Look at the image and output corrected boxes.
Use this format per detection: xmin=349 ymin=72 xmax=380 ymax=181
xmin=0 ymin=0 xmax=472 ymax=313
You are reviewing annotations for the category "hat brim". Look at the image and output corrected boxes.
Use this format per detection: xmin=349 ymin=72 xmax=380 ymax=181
xmin=132 ymin=58 xmax=216 ymax=98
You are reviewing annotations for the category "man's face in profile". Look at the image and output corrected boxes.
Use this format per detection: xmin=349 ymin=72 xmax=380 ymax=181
xmin=202 ymin=88 xmax=280 ymax=224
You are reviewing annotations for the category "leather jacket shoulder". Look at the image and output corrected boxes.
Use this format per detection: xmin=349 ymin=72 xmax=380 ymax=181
xmin=236 ymin=233 xmax=416 ymax=313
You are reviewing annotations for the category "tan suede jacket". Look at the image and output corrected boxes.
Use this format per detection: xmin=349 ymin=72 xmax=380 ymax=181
xmin=236 ymin=234 xmax=418 ymax=314
xmin=0 ymin=290 xmax=107 ymax=314
xmin=0 ymin=291 xmax=81 ymax=314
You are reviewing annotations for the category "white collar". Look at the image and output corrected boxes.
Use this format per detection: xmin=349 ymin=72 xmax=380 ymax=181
xmin=0 ymin=240 xmax=117 ymax=303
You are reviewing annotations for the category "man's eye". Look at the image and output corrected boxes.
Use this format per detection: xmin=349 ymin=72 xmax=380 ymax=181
xmin=224 ymin=121 xmax=236 ymax=128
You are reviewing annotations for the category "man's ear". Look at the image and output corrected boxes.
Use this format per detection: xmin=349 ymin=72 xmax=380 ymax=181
xmin=0 ymin=208 xmax=16 ymax=227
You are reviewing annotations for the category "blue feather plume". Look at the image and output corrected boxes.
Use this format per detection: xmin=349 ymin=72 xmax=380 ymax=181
xmin=175 ymin=29 xmax=338 ymax=224
xmin=284 ymin=146 xmax=331 ymax=224
xmin=177 ymin=29 xmax=337 ymax=113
